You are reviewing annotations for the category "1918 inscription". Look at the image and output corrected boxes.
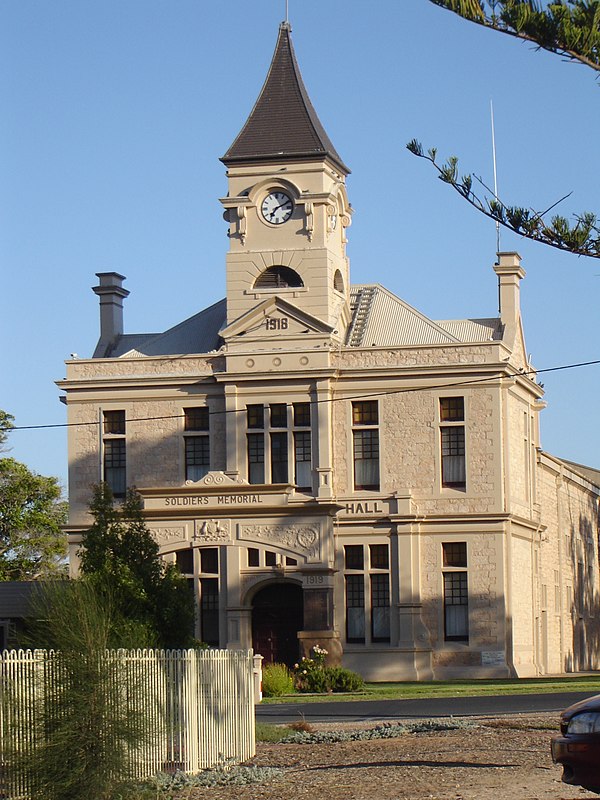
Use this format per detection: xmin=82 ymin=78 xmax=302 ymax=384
xmin=265 ymin=317 xmax=288 ymax=331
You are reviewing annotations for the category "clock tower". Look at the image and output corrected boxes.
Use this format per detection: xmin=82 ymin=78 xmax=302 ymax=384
xmin=219 ymin=22 xmax=352 ymax=346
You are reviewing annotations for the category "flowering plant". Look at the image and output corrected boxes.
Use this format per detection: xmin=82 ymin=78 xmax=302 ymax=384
xmin=292 ymin=645 xmax=329 ymax=693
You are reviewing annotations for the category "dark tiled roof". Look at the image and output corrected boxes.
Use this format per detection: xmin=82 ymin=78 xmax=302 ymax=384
xmin=559 ymin=458 xmax=600 ymax=488
xmin=98 ymin=299 xmax=226 ymax=358
xmin=221 ymin=22 xmax=349 ymax=175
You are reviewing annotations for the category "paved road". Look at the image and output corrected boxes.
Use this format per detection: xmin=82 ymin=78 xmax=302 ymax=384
xmin=256 ymin=691 xmax=598 ymax=724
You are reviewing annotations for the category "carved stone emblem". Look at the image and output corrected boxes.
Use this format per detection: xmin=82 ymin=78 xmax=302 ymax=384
xmin=194 ymin=518 xmax=232 ymax=544
xmin=152 ymin=527 xmax=187 ymax=545
xmin=186 ymin=471 xmax=248 ymax=487
xmin=296 ymin=527 xmax=318 ymax=549
xmin=240 ymin=524 xmax=320 ymax=557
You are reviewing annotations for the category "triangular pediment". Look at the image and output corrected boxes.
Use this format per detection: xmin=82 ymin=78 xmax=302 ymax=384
xmin=220 ymin=295 xmax=334 ymax=343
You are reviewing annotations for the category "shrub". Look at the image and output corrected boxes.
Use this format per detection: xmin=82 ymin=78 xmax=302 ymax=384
xmin=292 ymin=646 xmax=364 ymax=693
xmin=262 ymin=663 xmax=295 ymax=697
xmin=279 ymin=719 xmax=476 ymax=744
xmin=292 ymin=645 xmax=328 ymax=693
xmin=324 ymin=665 xmax=364 ymax=693
xmin=11 ymin=581 xmax=148 ymax=800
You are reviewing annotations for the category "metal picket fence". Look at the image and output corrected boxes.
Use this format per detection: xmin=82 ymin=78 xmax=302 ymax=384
xmin=0 ymin=648 xmax=255 ymax=799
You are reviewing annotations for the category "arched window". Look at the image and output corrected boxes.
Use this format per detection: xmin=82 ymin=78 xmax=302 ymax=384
xmin=253 ymin=266 xmax=304 ymax=289
xmin=333 ymin=269 xmax=344 ymax=293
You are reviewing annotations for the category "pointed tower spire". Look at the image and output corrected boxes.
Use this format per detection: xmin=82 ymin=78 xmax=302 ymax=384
xmin=221 ymin=22 xmax=349 ymax=175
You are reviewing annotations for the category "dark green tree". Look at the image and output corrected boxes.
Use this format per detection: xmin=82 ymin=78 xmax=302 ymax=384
xmin=0 ymin=457 xmax=67 ymax=580
xmin=409 ymin=1 xmax=600 ymax=257
xmin=80 ymin=483 xmax=195 ymax=648
xmin=0 ymin=409 xmax=15 ymax=451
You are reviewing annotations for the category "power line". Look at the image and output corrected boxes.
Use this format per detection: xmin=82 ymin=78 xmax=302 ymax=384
xmin=6 ymin=357 xmax=600 ymax=433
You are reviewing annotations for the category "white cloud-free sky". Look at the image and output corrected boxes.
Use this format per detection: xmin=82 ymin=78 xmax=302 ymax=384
xmin=2 ymin=0 xmax=599 ymax=490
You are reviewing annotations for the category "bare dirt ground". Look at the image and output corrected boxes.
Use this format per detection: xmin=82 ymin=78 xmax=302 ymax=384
xmin=178 ymin=714 xmax=597 ymax=800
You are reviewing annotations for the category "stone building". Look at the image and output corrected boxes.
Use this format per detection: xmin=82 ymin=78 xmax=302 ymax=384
xmin=60 ymin=22 xmax=600 ymax=680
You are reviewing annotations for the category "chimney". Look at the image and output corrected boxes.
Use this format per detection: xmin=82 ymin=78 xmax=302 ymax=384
xmin=493 ymin=252 xmax=525 ymax=335
xmin=92 ymin=272 xmax=129 ymax=355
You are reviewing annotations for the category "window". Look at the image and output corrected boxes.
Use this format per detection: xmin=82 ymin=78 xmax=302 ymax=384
xmin=442 ymin=542 xmax=468 ymax=642
xmin=245 ymin=548 xmax=294 ymax=569
xmin=333 ymin=269 xmax=344 ymax=293
xmin=176 ymin=548 xmax=194 ymax=574
xmin=199 ymin=547 xmax=219 ymax=646
xmin=253 ymin=266 xmax=304 ymax=289
xmin=345 ymin=574 xmax=365 ymax=643
xmin=247 ymin=433 xmax=265 ymax=484
xmin=344 ymin=543 xmax=390 ymax=644
xmin=103 ymin=410 xmax=125 ymax=435
xmin=199 ymin=578 xmax=219 ymax=646
xmin=442 ymin=542 xmax=467 ymax=568
xmin=200 ymin=547 xmax=218 ymax=574
xmin=294 ymin=431 xmax=311 ymax=489
xmin=184 ymin=407 xmax=210 ymax=481
xmin=103 ymin=410 xmax=126 ymax=498
xmin=440 ymin=397 xmax=466 ymax=489
xmin=270 ymin=432 xmax=288 ymax=483
xmin=352 ymin=401 xmax=379 ymax=490
xmin=246 ymin=402 xmax=312 ymax=490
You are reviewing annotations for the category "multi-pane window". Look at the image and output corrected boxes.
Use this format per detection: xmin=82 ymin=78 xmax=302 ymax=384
xmin=199 ymin=547 xmax=219 ymax=647
xmin=344 ymin=543 xmax=390 ymax=644
xmin=247 ymin=433 xmax=265 ymax=484
xmin=103 ymin=410 xmax=126 ymax=498
xmin=442 ymin=542 xmax=468 ymax=641
xmin=184 ymin=407 xmax=210 ymax=481
xmin=352 ymin=401 xmax=379 ymax=491
xmin=294 ymin=431 xmax=311 ymax=489
xmin=440 ymin=397 xmax=466 ymax=489
xmin=442 ymin=541 xmax=467 ymax=568
xmin=103 ymin=410 xmax=125 ymax=435
xmin=270 ymin=432 xmax=288 ymax=483
xmin=246 ymin=402 xmax=312 ymax=490
xmin=245 ymin=547 xmax=295 ymax=568
xmin=345 ymin=574 xmax=365 ymax=643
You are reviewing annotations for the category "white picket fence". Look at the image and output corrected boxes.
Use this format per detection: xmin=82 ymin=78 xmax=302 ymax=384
xmin=0 ymin=648 xmax=255 ymax=799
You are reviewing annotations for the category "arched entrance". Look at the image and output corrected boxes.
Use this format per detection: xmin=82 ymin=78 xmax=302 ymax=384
xmin=251 ymin=582 xmax=303 ymax=667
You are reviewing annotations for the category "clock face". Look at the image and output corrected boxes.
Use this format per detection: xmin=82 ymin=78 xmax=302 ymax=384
xmin=261 ymin=191 xmax=293 ymax=225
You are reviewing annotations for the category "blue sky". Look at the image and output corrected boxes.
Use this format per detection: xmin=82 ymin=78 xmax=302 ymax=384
xmin=2 ymin=0 xmax=599 ymax=490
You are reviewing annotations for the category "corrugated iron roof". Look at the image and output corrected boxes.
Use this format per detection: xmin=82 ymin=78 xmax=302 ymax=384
xmin=348 ymin=285 xmax=502 ymax=347
xmin=434 ymin=318 xmax=503 ymax=342
xmin=221 ymin=22 xmax=349 ymax=175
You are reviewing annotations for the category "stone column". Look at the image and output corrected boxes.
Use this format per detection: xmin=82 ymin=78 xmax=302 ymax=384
xmin=224 ymin=384 xmax=241 ymax=478
xmin=393 ymin=511 xmax=433 ymax=680
xmin=297 ymin=572 xmax=342 ymax=665
xmin=314 ymin=379 xmax=334 ymax=499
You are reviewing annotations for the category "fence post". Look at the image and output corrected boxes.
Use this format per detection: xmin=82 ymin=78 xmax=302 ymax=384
xmin=253 ymin=653 xmax=263 ymax=703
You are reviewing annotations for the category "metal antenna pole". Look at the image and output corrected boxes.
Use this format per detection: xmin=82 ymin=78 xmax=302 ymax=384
xmin=490 ymin=99 xmax=500 ymax=254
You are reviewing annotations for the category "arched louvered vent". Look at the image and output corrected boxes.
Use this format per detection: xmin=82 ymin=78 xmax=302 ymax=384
xmin=254 ymin=266 xmax=304 ymax=289
xmin=333 ymin=269 xmax=344 ymax=293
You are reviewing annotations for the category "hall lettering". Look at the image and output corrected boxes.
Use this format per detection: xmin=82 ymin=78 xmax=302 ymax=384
xmin=344 ymin=501 xmax=382 ymax=514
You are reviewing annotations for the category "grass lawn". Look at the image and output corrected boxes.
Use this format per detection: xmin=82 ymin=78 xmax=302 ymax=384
xmin=260 ymin=675 xmax=600 ymax=704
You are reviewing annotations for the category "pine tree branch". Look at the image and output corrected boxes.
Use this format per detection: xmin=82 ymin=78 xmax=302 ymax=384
xmin=429 ymin=1 xmax=600 ymax=73
xmin=406 ymin=140 xmax=600 ymax=257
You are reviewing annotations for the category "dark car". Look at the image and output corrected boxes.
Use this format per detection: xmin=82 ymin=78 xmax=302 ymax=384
xmin=552 ymin=694 xmax=600 ymax=793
